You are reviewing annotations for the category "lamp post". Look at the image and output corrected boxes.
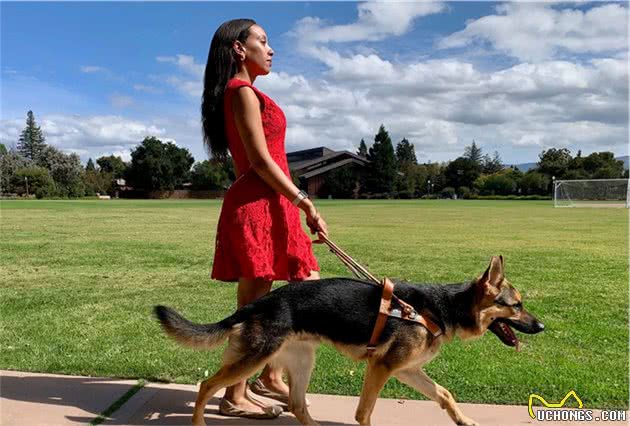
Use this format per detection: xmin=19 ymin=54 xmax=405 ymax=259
xmin=25 ymin=176 xmax=29 ymax=197
xmin=427 ymin=179 xmax=431 ymax=196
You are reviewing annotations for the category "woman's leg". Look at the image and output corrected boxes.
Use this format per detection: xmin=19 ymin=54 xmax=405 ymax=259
xmin=222 ymin=277 xmax=273 ymax=413
xmin=257 ymin=270 xmax=320 ymax=396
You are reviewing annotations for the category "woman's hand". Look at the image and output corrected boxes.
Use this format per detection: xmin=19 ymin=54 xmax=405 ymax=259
xmin=305 ymin=205 xmax=328 ymax=243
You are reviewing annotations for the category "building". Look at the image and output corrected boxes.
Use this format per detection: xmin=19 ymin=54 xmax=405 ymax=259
xmin=287 ymin=147 xmax=369 ymax=196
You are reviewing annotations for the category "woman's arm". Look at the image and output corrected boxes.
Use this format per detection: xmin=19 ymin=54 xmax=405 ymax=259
xmin=232 ymin=86 xmax=328 ymax=236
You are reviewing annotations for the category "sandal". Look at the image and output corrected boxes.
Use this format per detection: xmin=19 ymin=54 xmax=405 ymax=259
xmin=250 ymin=379 xmax=311 ymax=407
xmin=218 ymin=398 xmax=282 ymax=420
xmin=250 ymin=379 xmax=289 ymax=405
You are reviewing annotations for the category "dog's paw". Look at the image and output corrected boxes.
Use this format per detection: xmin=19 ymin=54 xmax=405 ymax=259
xmin=457 ymin=416 xmax=479 ymax=426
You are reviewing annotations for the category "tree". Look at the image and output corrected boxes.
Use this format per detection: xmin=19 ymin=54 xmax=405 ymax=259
xmin=0 ymin=149 xmax=32 ymax=193
xmin=422 ymin=162 xmax=447 ymax=196
xmin=0 ymin=143 xmax=7 ymax=155
xmin=96 ymin=155 xmax=127 ymax=178
xmin=395 ymin=138 xmax=417 ymax=166
xmin=83 ymin=169 xmax=113 ymax=196
xmin=365 ymin=125 xmax=396 ymax=195
xmin=464 ymin=140 xmax=483 ymax=167
xmin=17 ymin=111 xmax=47 ymax=161
xmin=521 ymin=171 xmax=550 ymax=195
xmin=445 ymin=157 xmax=481 ymax=190
xmin=483 ymin=151 xmax=503 ymax=174
xmin=394 ymin=138 xmax=418 ymax=196
xmin=321 ymin=165 xmax=360 ymax=199
xmin=537 ymin=148 xmax=572 ymax=178
xmin=127 ymin=136 xmax=195 ymax=191
xmin=581 ymin=152 xmax=624 ymax=178
xmin=190 ymin=160 xmax=232 ymax=190
xmin=11 ymin=166 xmax=54 ymax=198
xmin=474 ymin=169 xmax=522 ymax=196
xmin=357 ymin=139 xmax=368 ymax=158
xmin=86 ymin=158 xmax=96 ymax=172
xmin=37 ymin=146 xmax=85 ymax=197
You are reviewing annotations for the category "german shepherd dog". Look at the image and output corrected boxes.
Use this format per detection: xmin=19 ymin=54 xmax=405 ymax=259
xmin=155 ymin=256 xmax=544 ymax=426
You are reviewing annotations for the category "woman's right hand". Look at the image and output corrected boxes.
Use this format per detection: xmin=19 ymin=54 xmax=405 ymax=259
xmin=305 ymin=205 xmax=328 ymax=242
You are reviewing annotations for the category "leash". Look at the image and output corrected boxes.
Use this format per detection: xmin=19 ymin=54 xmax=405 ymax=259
xmin=317 ymin=234 xmax=380 ymax=284
xmin=316 ymin=233 xmax=443 ymax=356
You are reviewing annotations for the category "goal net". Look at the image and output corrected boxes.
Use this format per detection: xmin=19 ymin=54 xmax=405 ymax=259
xmin=554 ymin=179 xmax=630 ymax=208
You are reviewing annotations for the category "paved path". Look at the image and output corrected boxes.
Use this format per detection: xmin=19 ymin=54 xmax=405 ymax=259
xmin=0 ymin=370 xmax=625 ymax=425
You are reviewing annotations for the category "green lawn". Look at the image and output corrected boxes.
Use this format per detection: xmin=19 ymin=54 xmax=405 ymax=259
xmin=0 ymin=199 xmax=627 ymax=409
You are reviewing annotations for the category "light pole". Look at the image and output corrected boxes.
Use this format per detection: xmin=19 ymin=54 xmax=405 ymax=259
xmin=427 ymin=179 xmax=431 ymax=196
xmin=25 ymin=176 xmax=29 ymax=197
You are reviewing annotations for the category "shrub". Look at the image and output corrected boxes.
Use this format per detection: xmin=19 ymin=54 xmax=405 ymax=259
xmin=457 ymin=186 xmax=472 ymax=199
xmin=441 ymin=186 xmax=456 ymax=199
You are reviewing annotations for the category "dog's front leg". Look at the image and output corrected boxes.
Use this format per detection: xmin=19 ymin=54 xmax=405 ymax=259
xmin=355 ymin=362 xmax=391 ymax=426
xmin=394 ymin=368 xmax=479 ymax=426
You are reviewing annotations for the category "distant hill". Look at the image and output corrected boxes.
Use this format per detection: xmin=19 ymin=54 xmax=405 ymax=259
xmin=510 ymin=162 xmax=537 ymax=172
xmin=510 ymin=156 xmax=628 ymax=172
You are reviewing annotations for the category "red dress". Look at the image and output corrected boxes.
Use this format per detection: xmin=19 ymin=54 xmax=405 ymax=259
xmin=211 ymin=78 xmax=320 ymax=282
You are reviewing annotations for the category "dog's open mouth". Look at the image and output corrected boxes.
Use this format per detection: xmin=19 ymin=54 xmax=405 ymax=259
xmin=489 ymin=319 xmax=521 ymax=351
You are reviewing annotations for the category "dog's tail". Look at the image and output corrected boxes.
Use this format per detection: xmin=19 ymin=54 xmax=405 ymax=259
xmin=154 ymin=305 xmax=240 ymax=350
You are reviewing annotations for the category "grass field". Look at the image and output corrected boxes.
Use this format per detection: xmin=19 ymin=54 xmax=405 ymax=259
xmin=0 ymin=199 xmax=627 ymax=409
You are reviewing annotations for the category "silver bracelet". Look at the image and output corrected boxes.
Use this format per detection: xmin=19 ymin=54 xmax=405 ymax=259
xmin=292 ymin=190 xmax=308 ymax=206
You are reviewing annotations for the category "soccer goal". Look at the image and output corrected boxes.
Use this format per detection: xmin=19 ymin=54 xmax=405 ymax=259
xmin=553 ymin=178 xmax=630 ymax=208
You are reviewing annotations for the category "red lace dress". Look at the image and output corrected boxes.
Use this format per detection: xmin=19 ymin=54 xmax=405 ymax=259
xmin=211 ymin=78 xmax=319 ymax=282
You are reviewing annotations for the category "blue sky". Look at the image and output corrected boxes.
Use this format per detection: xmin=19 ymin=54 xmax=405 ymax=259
xmin=1 ymin=1 xmax=628 ymax=165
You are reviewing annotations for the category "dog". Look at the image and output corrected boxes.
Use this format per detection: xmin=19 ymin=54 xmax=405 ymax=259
xmin=155 ymin=256 xmax=544 ymax=426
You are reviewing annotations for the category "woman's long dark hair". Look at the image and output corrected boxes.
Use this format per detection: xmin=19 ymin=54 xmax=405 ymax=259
xmin=201 ymin=18 xmax=256 ymax=161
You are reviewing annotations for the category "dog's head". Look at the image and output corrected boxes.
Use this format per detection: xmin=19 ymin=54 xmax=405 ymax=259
xmin=468 ymin=256 xmax=544 ymax=350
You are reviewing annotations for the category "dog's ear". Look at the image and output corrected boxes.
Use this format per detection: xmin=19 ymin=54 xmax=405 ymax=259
xmin=479 ymin=256 xmax=504 ymax=290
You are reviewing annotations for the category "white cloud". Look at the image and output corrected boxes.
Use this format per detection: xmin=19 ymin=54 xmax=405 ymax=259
xmin=292 ymin=2 xmax=446 ymax=44
xmin=438 ymin=3 xmax=628 ymax=62
xmin=157 ymin=54 xmax=204 ymax=77
xmin=133 ymin=84 xmax=162 ymax=94
xmin=0 ymin=114 xmax=169 ymax=163
xmin=80 ymin=65 xmax=107 ymax=73
xmin=165 ymin=75 xmax=202 ymax=98
xmin=155 ymin=54 xmax=204 ymax=97
xmin=250 ymin=51 xmax=627 ymax=162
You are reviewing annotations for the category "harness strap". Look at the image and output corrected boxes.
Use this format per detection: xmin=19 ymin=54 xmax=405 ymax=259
xmin=367 ymin=278 xmax=394 ymax=356
xmin=367 ymin=278 xmax=443 ymax=357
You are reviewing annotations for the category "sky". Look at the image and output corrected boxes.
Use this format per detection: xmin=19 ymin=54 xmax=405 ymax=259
xmin=1 ymin=1 xmax=628 ymax=166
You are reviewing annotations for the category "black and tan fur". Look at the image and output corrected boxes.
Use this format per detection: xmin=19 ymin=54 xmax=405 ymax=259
xmin=155 ymin=256 xmax=544 ymax=426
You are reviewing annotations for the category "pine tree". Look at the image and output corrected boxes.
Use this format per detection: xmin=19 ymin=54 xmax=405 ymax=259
xmin=365 ymin=125 xmax=396 ymax=195
xmin=17 ymin=111 xmax=47 ymax=161
xmin=464 ymin=140 xmax=483 ymax=167
xmin=86 ymin=158 xmax=96 ymax=172
xmin=395 ymin=138 xmax=417 ymax=167
xmin=357 ymin=139 xmax=368 ymax=158
xmin=483 ymin=151 xmax=503 ymax=174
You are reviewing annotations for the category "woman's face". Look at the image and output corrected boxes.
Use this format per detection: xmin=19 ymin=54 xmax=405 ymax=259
xmin=236 ymin=24 xmax=274 ymax=76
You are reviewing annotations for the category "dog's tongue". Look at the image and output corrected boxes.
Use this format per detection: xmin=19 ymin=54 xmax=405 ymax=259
xmin=491 ymin=321 xmax=520 ymax=349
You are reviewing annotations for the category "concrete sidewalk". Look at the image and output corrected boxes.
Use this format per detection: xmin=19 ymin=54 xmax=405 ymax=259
xmin=0 ymin=370 xmax=623 ymax=426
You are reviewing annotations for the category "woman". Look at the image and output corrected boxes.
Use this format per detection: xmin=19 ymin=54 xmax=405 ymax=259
xmin=201 ymin=19 xmax=328 ymax=419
